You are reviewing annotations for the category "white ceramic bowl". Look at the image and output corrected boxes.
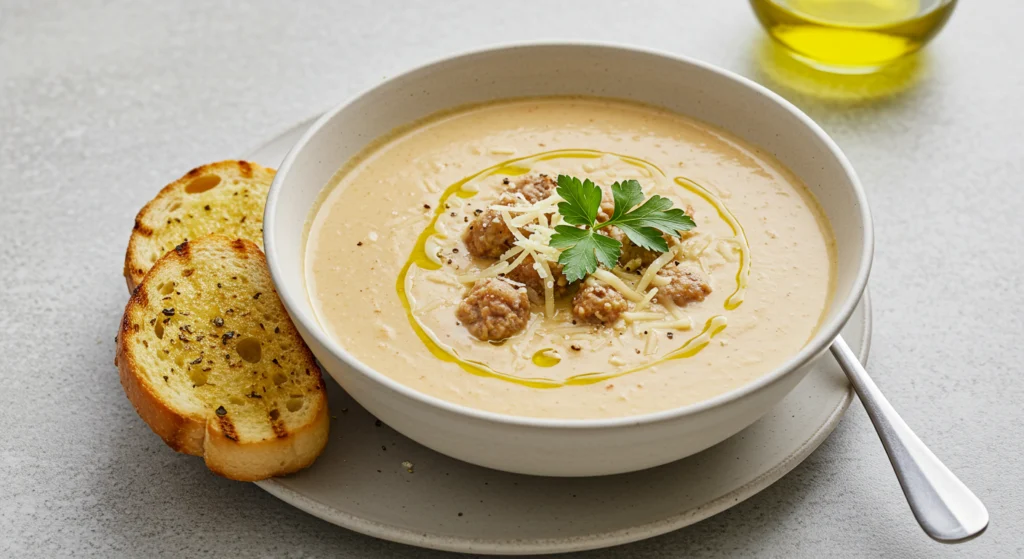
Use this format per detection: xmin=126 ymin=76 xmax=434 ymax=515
xmin=264 ymin=43 xmax=873 ymax=477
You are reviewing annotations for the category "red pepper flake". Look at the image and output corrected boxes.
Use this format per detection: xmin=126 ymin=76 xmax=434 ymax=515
xmin=356 ymin=241 xmax=363 ymax=246
xmin=162 ymin=308 xmax=175 ymax=316
xmin=667 ymin=332 xmax=674 ymax=339
xmin=215 ymin=406 xmax=227 ymax=416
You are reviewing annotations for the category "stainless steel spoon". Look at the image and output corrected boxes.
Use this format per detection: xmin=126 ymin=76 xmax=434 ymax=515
xmin=830 ymin=335 xmax=989 ymax=542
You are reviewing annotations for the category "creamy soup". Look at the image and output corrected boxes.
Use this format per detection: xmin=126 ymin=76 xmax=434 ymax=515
xmin=306 ymin=97 xmax=835 ymax=419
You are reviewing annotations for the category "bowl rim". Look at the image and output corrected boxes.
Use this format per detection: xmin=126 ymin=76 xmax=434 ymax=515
xmin=264 ymin=40 xmax=874 ymax=429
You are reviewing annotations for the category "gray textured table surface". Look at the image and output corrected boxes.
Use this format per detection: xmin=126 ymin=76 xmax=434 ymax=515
xmin=2 ymin=1 xmax=1022 ymax=557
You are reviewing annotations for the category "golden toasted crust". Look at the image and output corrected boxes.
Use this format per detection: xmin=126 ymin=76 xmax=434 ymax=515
xmin=117 ymin=308 xmax=207 ymax=454
xmin=203 ymin=391 xmax=330 ymax=481
xmin=124 ymin=160 xmax=275 ymax=292
xmin=116 ymin=235 xmax=329 ymax=480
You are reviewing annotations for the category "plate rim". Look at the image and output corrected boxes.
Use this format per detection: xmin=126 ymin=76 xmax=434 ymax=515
xmin=246 ymin=118 xmax=869 ymax=555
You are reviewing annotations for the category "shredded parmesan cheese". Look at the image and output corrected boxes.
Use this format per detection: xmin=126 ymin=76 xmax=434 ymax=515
xmin=637 ymin=251 xmax=675 ymax=292
xmin=610 ymin=267 xmax=640 ymax=287
xmin=643 ymin=330 xmax=659 ymax=355
xmin=500 ymin=209 xmax=527 ymax=243
xmin=678 ymin=234 xmax=712 ymax=261
xmin=457 ymin=248 xmax=528 ymax=283
xmin=533 ymin=252 xmax=556 ymax=318
xmin=645 ymin=317 xmax=694 ymax=330
xmin=622 ymin=257 xmax=643 ymax=272
xmin=651 ymin=275 xmax=671 ymax=287
xmin=623 ymin=311 xmax=664 ymax=322
xmin=479 ymin=196 xmax=568 ymax=317
xmin=662 ymin=298 xmax=685 ymax=320
xmin=591 ymin=269 xmax=643 ymax=302
xmin=632 ymin=287 xmax=659 ymax=313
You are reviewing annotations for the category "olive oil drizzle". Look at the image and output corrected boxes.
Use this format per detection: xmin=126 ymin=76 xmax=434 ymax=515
xmin=395 ymin=149 xmax=748 ymax=388
xmin=531 ymin=348 xmax=562 ymax=368
xmin=673 ymin=176 xmax=750 ymax=309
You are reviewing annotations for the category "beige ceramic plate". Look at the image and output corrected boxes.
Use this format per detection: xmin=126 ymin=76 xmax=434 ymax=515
xmin=245 ymin=118 xmax=869 ymax=555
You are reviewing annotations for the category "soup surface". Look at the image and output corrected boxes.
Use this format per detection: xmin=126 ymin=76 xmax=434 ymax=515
xmin=306 ymin=97 xmax=835 ymax=419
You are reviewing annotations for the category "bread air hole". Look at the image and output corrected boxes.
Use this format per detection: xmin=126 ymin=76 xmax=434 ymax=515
xmin=154 ymin=321 xmax=165 ymax=339
xmin=236 ymin=337 xmax=262 ymax=363
xmin=189 ymin=368 xmax=208 ymax=386
xmin=272 ymin=372 xmax=287 ymax=386
xmin=158 ymin=281 xmax=175 ymax=295
xmin=269 ymin=409 xmax=281 ymax=421
xmin=185 ymin=174 xmax=221 ymax=194
xmin=229 ymin=396 xmax=243 ymax=405
xmin=286 ymin=398 xmax=303 ymax=412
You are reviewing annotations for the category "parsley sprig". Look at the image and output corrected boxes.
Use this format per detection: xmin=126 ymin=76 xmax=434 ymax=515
xmin=549 ymin=175 xmax=695 ymax=282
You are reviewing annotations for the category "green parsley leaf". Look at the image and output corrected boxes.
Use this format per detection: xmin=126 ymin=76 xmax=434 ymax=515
xmin=551 ymin=175 xmax=695 ymax=283
xmin=608 ymin=179 xmax=645 ymax=220
xmin=600 ymin=194 xmax=695 ymax=252
xmin=555 ymin=175 xmax=602 ymax=227
xmin=550 ymin=225 xmax=621 ymax=283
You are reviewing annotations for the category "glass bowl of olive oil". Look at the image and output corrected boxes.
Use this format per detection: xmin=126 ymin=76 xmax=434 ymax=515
xmin=750 ymin=0 xmax=957 ymax=73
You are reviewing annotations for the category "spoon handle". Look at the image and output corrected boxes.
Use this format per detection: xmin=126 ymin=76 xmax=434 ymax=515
xmin=830 ymin=335 xmax=988 ymax=542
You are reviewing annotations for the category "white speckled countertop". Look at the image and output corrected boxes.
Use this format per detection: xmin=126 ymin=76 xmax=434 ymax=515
xmin=2 ymin=1 xmax=1022 ymax=557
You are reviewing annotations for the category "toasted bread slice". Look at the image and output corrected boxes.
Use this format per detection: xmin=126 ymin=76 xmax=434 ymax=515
xmin=124 ymin=160 xmax=275 ymax=292
xmin=116 ymin=235 xmax=328 ymax=481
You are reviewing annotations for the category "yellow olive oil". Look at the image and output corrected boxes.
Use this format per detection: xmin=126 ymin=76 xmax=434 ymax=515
xmin=751 ymin=0 xmax=956 ymax=72
xmin=531 ymin=349 xmax=562 ymax=368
